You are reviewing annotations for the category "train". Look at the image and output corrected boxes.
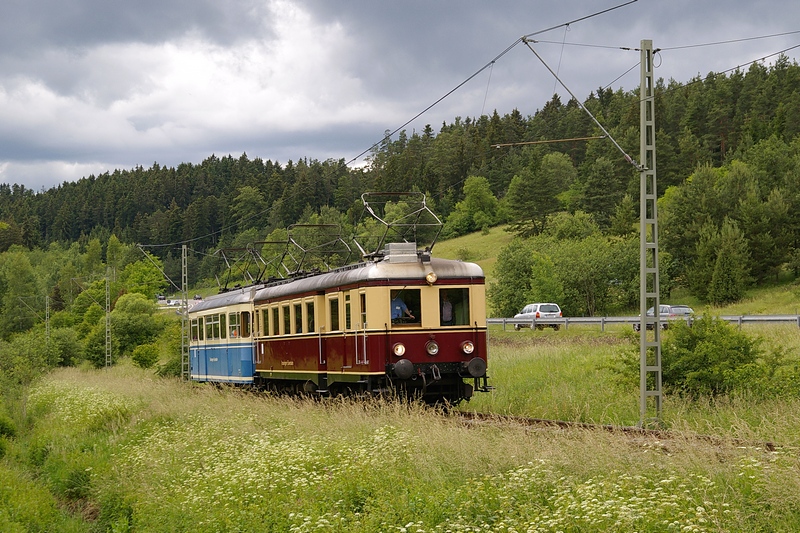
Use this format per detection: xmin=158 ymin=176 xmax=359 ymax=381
xmin=188 ymin=239 xmax=490 ymax=403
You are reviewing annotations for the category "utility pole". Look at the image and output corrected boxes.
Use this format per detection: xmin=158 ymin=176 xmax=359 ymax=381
xmin=638 ymin=39 xmax=662 ymax=426
xmin=105 ymin=271 xmax=112 ymax=368
xmin=181 ymin=245 xmax=190 ymax=380
xmin=45 ymin=296 xmax=50 ymax=347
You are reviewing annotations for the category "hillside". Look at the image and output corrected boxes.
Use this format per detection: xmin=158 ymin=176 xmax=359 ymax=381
xmin=435 ymin=226 xmax=800 ymax=316
xmin=432 ymin=224 xmax=515 ymax=281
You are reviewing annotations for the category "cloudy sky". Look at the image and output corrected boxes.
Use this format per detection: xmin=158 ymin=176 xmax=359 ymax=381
xmin=2 ymin=0 xmax=799 ymax=192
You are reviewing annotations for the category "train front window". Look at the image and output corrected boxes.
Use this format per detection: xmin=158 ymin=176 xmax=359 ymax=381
xmin=390 ymin=289 xmax=420 ymax=325
xmin=440 ymin=288 xmax=470 ymax=326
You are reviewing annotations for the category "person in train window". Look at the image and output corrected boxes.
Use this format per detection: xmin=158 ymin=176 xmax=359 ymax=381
xmin=440 ymin=291 xmax=453 ymax=326
xmin=390 ymin=291 xmax=415 ymax=322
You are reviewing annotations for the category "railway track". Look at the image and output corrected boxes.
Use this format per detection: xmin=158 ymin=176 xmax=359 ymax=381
xmin=455 ymin=410 xmax=782 ymax=452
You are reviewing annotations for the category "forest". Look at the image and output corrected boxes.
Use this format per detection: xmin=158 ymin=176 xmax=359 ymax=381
xmin=1 ymin=55 xmax=800 ymax=344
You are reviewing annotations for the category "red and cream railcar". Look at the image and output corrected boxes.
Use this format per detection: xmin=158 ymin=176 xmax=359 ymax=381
xmin=252 ymin=243 xmax=489 ymax=403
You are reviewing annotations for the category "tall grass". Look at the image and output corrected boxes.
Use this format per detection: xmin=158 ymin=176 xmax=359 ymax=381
xmin=4 ymin=339 xmax=800 ymax=532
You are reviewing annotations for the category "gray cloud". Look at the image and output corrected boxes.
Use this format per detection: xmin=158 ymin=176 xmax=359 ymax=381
xmin=2 ymin=0 xmax=799 ymax=191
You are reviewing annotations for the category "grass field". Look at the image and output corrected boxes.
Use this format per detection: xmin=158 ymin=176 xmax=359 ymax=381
xmin=432 ymin=225 xmax=515 ymax=281
xmin=4 ymin=321 xmax=800 ymax=532
xmin=5 ymin=228 xmax=800 ymax=531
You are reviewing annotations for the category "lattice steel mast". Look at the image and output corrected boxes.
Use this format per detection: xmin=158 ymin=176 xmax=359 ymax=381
xmin=638 ymin=39 xmax=662 ymax=425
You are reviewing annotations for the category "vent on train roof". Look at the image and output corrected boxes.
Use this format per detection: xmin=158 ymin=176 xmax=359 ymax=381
xmin=383 ymin=242 xmax=419 ymax=263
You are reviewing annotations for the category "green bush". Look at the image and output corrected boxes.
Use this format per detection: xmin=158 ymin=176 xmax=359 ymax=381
xmin=131 ymin=344 xmax=159 ymax=369
xmin=609 ymin=316 xmax=796 ymax=399
xmin=662 ymin=315 xmax=760 ymax=396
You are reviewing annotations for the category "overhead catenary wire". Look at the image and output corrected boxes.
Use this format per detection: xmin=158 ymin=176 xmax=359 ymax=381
xmin=521 ymin=37 xmax=642 ymax=170
xmin=492 ymin=135 xmax=606 ymax=148
xmin=526 ymin=29 xmax=800 ymax=53
xmin=140 ymin=5 xmax=798 ymax=252
xmin=145 ymin=1 xmax=642 ymax=252
xmin=345 ymin=0 xmax=639 ymax=166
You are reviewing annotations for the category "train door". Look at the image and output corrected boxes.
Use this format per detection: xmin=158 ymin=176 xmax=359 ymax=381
xmin=227 ymin=311 xmax=239 ymax=377
xmin=342 ymin=292 xmax=354 ymax=371
xmin=306 ymin=298 xmax=324 ymax=373
xmin=325 ymin=294 xmax=340 ymax=367
xmin=355 ymin=290 xmax=369 ymax=367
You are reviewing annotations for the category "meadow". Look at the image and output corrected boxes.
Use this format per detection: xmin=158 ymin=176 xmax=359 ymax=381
xmin=3 ymin=322 xmax=800 ymax=532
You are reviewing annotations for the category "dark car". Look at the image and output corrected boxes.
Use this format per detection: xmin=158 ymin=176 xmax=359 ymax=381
xmin=633 ymin=304 xmax=694 ymax=331
xmin=513 ymin=303 xmax=563 ymax=330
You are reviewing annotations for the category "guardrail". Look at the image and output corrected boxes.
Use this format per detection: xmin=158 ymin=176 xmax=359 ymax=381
xmin=488 ymin=315 xmax=800 ymax=331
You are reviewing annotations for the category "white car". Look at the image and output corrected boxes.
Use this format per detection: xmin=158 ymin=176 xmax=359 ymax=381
xmin=633 ymin=304 xmax=694 ymax=331
xmin=513 ymin=303 xmax=562 ymax=330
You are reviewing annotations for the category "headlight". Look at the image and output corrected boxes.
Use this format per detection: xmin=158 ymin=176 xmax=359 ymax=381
xmin=460 ymin=340 xmax=475 ymax=354
xmin=392 ymin=343 xmax=406 ymax=357
xmin=425 ymin=340 xmax=439 ymax=356
xmin=425 ymin=271 xmax=438 ymax=285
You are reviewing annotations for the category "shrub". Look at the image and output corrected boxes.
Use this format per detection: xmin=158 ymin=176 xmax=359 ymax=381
xmin=608 ymin=316 xmax=796 ymax=399
xmin=661 ymin=315 xmax=760 ymax=396
xmin=131 ymin=344 xmax=160 ymax=369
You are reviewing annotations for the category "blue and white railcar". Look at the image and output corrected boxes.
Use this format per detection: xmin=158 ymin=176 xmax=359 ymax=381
xmin=189 ymin=286 xmax=259 ymax=384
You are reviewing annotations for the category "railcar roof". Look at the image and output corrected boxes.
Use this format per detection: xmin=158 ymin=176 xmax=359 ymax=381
xmin=189 ymin=285 xmax=261 ymax=314
xmin=254 ymin=256 xmax=483 ymax=302
xmin=189 ymin=256 xmax=483 ymax=314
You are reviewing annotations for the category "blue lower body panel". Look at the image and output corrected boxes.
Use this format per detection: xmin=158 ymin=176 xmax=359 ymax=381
xmin=191 ymin=343 xmax=255 ymax=384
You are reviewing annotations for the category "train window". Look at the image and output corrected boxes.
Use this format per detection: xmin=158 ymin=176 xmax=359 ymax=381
xmin=391 ymin=289 xmax=420 ymax=325
xmin=360 ymin=292 xmax=366 ymax=328
xmin=229 ymin=312 xmax=241 ymax=338
xmin=440 ymin=288 xmax=470 ymax=326
xmin=282 ymin=305 xmax=291 ymax=335
xmin=294 ymin=303 xmax=303 ymax=334
xmin=329 ymin=297 xmax=340 ymax=331
xmin=205 ymin=313 xmax=225 ymax=340
xmin=272 ymin=307 xmax=279 ymax=336
xmin=345 ymin=293 xmax=352 ymax=330
xmin=242 ymin=311 xmax=251 ymax=338
xmin=306 ymin=301 xmax=315 ymax=332
xmin=205 ymin=316 xmax=214 ymax=339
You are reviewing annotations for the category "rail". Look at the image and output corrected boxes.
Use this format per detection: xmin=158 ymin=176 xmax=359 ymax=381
xmin=488 ymin=314 xmax=800 ymax=331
